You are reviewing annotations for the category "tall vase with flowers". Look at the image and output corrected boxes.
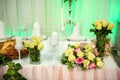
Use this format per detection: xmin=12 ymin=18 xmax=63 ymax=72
xmin=24 ymin=36 xmax=44 ymax=64
xmin=90 ymin=20 xmax=114 ymax=57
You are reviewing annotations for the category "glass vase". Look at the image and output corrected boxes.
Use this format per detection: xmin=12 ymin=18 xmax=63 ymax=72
xmin=96 ymin=34 xmax=107 ymax=57
xmin=29 ymin=49 xmax=40 ymax=64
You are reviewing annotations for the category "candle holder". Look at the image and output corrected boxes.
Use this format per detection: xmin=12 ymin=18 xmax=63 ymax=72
xmin=15 ymin=37 xmax=23 ymax=62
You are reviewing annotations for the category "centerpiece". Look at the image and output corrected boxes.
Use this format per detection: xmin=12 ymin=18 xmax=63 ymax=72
xmin=24 ymin=36 xmax=44 ymax=64
xmin=61 ymin=43 xmax=104 ymax=70
xmin=90 ymin=20 xmax=114 ymax=57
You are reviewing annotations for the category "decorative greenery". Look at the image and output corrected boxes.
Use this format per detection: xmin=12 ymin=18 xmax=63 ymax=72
xmin=90 ymin=20 xmax=114 ymax=57
xmin=0 ymin=54 xmax=27 ymax=80
xmin=61 ymin=43 xmax=104 ymax=70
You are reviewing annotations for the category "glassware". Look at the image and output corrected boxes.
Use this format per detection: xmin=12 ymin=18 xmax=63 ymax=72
xmin=29 ymin=49 xmax=40 ymax=64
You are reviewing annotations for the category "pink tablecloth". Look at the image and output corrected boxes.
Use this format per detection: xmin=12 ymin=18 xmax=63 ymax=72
xmin=0 ymin=56 xmax=120 ymax=80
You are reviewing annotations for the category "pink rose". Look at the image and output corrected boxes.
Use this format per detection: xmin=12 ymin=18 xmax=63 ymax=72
xmin=89 ymin=63 xmax=96 ymax=69
xmin=105 ymin=43 xmax=109 ymax=48
xmin=94 ymin=48 xmax=99 ymax=56
xmin=75 ymin=48 xmax=81 ymax=53
xmin=91 ymin=43 xmax=96 ymax=48
xmin=80 ymin=43 xmax=84 ymax=48
xmin=104 ymin=51 xmax=109 ymax=55
xmin=75 ymin=57 xmax=83 ymax=64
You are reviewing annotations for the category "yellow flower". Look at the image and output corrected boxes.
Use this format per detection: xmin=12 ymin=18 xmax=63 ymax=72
xmin=96 ymin=23 xmax=102 ymax=30
xmin=64 ymin=48 xmax=74 ymax=56
xmin=73 ymin=43 xmax=80 ymax=48
xmin=84 ymin=44 xmax=92 ymax=52
xmin=97 ymin=61 xmax=104 ymax=68
xmin=37 ymin=42 xmax=44 ymax=50
xmin=24 ymin=41 xmax=30 ymax=48
xmin=29 ymin=42 xmax=35 ymax=48
xmin=83 ymin=59 xmax=90 ymax=68
xmin=94 ymin=20 xmax=100 ymax=27
xmin=107 ymin=22 xmax=114 ymax=30
xmin=38 ymin=37 xmax=42 ymax=43
xmin=32 ymin=40 xmax=39 ymax=46
xmin=77 ymin=51 xmax=84 ymax=57
xmin=85 ymin=43 xmax=92 ymax=49
xmin=87 ymin=53 xmax=95 ymax=61
xmin=68 ymin=54 xmax=76 ymax=63
xmin=68 ymin=48 xmax=74 ymax=52
xmin=101 ymin=20 xmax=108 ymax=27
xmin=96 ymin=57 xmax=101 ymax=62
xmin=31 ymin=36 xmax=37 ymax=41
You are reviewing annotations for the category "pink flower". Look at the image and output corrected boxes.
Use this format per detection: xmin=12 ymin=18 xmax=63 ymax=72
xmin=94 ymin=48 xmax=100 ymax=56
xmin=75 ymin=48 xmax=81 ymax=53
xmin=104 ymin=51 xmax=109 ymax=55
xmin=105 ymin=48 xmax=108 ymax=52
xmin=75 ymin=57 xmax=83 ymax=64
xmin=80 ymin=43 xmax=84 ymax=48
xmin=89 ymin=63 xmax=96 ymax=69
xmin=91 ymin=43 xmax=96 ymax=48
xmin=105 ymin=43 xmax=109 ymax=48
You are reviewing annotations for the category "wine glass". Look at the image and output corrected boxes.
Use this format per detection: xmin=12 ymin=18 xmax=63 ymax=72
xmin=15 ymin=37 xmax=23 ymax=62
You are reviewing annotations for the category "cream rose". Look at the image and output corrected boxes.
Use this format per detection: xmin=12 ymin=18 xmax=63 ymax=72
xmin=29 ymin=42 xmax=35 ymax=48
xmin=95 ymin=23 xmax=102 ymax=30
xmin=68 ymin=54 xmax=76 ymax=63
xmin=101 ymin=20 xmax=108 ymax=27
xmin=107 ymin=22 xmax=114 ymax=30
xmin=87 ymin=53 xmax=95 ymax=61
xmin=24 ymin=41 xmax=30 ymax=48
xmin=97 ymin=61 xmax=104 ymax=67
xmin=77 ymin=51 xmax=84 ymax=57
xmin=83 ymin=59 xmax=90 ymax=68
xmin=37 ymin=42 xmax=44 ymax=50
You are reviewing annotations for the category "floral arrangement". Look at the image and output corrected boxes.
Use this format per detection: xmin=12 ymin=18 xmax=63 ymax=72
xmin=24 ymin=36 xmax=44 ymax=50
xmin=61 ymin=43 xmax=104 ymax=70
xmin=90 ymin=20 xmax=114 ymax=57
xmin=24 ymin=36 xmax=44 ymax=63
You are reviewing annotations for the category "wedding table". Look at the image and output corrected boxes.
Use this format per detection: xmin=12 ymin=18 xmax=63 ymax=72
xmin=0 ymin=39 xmax=120 ymax=80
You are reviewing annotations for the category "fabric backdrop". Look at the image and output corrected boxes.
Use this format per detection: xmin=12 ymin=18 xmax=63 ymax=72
xmin=0 ymin=0 xmax=120 ymax=45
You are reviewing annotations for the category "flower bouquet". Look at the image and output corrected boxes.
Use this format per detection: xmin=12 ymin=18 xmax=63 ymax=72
xmin=24 ymin=36 xmax=44 ymax=64
xmin=61 ymin=43 xmax=104 ymax=70
xmin=90 ymin=20 xmax=114 ymax=57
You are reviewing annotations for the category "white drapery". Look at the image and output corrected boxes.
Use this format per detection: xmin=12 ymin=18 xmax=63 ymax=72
xmin=0 ymin=0 xmax=120 ymax=45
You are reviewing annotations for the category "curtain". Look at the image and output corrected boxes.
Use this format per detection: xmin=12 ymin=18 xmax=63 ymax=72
xmin=0 ymin=0 xmax=120 ymax=45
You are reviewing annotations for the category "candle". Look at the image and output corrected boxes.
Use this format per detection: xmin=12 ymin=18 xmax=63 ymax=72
xmin=51 ymin=31 xmax=58 ymax=47
xmin=33 ymin=22 xmax=41 ymax=36
xmin=15 ymin=36 xmax=23 ymax=49
xmin=61 ymin=8 xmax=64 ymax=32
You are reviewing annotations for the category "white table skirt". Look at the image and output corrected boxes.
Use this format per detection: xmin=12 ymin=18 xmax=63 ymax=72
xmin=0 ymin=40 xmax=120 ymax=80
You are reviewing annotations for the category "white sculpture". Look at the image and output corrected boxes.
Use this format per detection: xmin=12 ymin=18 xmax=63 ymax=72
xmin=67 ymin=22 xmax=83 ymax=41
xmin=0 ymin=21 xmax=5 ymax=38
xmin=50 ymin=31 xmax=58 ymax=47
xmin=32 ymin=22 xmax=41 ymax=36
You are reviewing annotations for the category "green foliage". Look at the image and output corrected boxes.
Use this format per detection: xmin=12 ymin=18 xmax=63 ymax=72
xmin=0 ymin=54 xmax=12 ymax=66
xmin=61 ymin=53 xmax=74 ymax=70
xmin=0 ymin=54 xmax=27 ymax=80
